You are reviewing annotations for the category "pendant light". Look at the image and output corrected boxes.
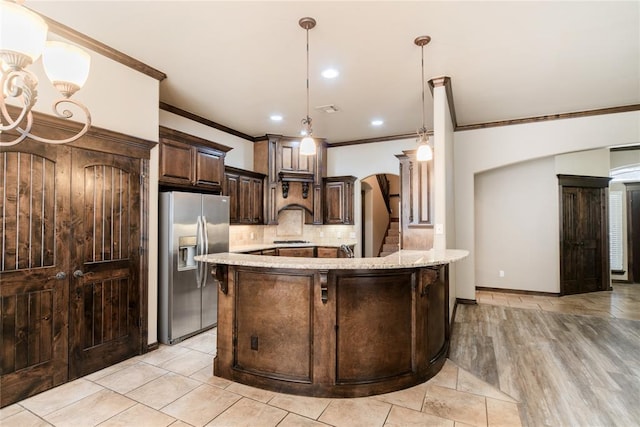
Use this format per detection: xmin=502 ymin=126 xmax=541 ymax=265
xmin=299 ymin=17 xmax=316 ymax=156
xmin=415 ymin=35 xmax=432 ymax=162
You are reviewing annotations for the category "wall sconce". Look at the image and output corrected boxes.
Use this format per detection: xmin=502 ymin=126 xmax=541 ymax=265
xmin=0 ymin=0 xmax=91 ymax=146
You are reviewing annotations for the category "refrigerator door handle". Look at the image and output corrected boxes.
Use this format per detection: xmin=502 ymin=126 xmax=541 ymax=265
xmin=196 ymin=216 xmax=203 ymax=288
xmin=202 ymin=215 xmax=209 ymax=287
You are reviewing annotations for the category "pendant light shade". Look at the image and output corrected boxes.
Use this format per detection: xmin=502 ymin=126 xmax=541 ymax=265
xmin=414 ymin=35 xmax=432 ymax=162
xmin=299 ymin=17 xmax=316 ymax=156
xmin=416 ymin=136 xmax=433 ymax=161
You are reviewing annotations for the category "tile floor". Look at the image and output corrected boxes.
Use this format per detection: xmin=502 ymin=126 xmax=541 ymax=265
xmin=1 ymin=329 xmax=521 ymax=427
xmin=6 ymin=285 xmax=636 ymax=427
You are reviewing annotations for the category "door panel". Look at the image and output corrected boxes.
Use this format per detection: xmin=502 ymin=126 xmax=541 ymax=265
xmin=0 ymin=144 xmax=70 ymax=406
xmin=69 ymin=149 xmax=141 ymax=379
xmin=627 ymin=184 xmax=640 ymax=283
xmin=559 ymin=179 xmax=609 ymax=295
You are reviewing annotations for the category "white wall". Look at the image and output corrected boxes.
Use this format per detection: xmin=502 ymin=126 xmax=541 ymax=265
xmin=555 ymin=148 xmax=611 ymax=176
xmin=159 ymin=110 xmax=254 ymax=169
xmin=29 ymin=48 xmax=159 ymax=141
xmin=475 ymin=157 xmax=559 ymax=292
xmin=455 ymin=111 xmax=640 ymax=300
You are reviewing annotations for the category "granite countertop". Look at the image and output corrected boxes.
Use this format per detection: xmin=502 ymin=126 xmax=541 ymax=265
xmin=196 ymin=249 xmax=469 ymax=270
xmin=230 ymin=240 xmax=357 ymax=253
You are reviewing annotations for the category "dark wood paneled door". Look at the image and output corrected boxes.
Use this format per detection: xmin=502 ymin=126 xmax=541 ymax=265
xmin=558 ymin=175 xmax=611 ymax=295
xmin=626 ymin=183 xmax=640 ymax=283
xmin=0 ymin=142 xmax=71 ymax=407
xmin=68 ymin=149 xmax=142 ymax=379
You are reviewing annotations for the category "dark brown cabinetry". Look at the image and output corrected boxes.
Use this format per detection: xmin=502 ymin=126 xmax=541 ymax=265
xmin=254 ymin=135 xmax=326 ymax=225
xmin=558 ymin=175 xmax=611 ymax=295
xmin=224 ymin=167 xmax=265 ymax=224
xmin=0 ymin=115 xmax=154 ymax=407
xmin=159 ymin=126 xmax=231 ymax=192
xmin=396 ymin=150 xmax=433 ymax=250
xmin=323 ymin=176 xmax=356 ymax=225
xmin=277 ymin=247 xmax=315 ymax=257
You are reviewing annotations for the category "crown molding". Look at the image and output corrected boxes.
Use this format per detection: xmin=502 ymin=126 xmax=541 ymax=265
xmin=29 ymin=8 xmax=167 ymax=82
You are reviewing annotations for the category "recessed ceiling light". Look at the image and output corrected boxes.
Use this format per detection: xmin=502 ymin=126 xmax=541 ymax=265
xmin=371 ymin=119 xmax=384 ymax=126
xmin=321 ymin=68 xmax=339 ymax=79
xmin=270 ymin=115 xmax=283 ymax=121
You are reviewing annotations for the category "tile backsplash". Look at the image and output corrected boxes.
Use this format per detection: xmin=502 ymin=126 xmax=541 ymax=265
xmin=229 ymin=208 xmax=356 ymax=245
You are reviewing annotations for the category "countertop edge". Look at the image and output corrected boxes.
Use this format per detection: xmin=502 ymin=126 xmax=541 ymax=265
xmin=196 ymin=249 xmax=469 ymax=270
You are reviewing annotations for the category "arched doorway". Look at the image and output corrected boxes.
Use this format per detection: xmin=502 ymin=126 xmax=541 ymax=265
xmin=360 ymin=174 xmax=400 ymax=257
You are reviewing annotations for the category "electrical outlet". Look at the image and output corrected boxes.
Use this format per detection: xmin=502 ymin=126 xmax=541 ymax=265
xmin=337 ymin=231 xmax=342 ymax=238
xmin=499 ymin=270 xmax=505 ymax=277
xmin=435 ymin=224 xmax=444 ymax=235
xmin=250 ymin=232 xmax=255 ymax=240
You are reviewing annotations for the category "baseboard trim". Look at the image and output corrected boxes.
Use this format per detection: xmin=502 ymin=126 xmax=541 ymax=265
xmin=145 ymin=342 xmax=159 ymax=353
xmin=456 ymin=298 xmax=478 ymax=305
xmin=475 ymin=286 xmax=560 ymax=297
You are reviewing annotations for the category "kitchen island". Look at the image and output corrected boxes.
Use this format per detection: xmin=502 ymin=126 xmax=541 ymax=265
xmin=197 ymin=249 xmax=468 ymax=398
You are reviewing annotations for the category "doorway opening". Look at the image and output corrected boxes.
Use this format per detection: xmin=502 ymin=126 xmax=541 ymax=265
xmin=360 ymin=174 xmax=400 ymax=257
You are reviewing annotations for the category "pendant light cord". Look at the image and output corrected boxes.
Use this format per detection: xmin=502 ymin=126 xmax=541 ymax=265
xmin=420 ymin=44 xmax=426 ymax=133
xmin=307 ymin=26 xmax=312 ymax=132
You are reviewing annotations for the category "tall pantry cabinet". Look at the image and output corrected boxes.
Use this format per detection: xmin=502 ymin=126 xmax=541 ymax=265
xmin=0 ymin=114 xmax=155 ymax=407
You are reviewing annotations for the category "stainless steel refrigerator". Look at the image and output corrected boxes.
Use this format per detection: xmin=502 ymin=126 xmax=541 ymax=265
xmin=159 ymin=191 xmax=229 ymax=344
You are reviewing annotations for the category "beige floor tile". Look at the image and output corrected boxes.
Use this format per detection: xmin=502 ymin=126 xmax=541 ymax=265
xmin=126 ymin=372 xmax=201 ymax=410
xmin=189 ymin=365 xmax=233 ymax=389
xmin=136 ymin=344 xmax=192 ymax=366
xmin=84 ymin=358 xmax=140 ymax=381
xmin=422 ymin=384 xmax=487 ymax=427
xmin=95 ymin=362 xmax=168 ymax=394
xmin=224 ymin=381 xmax=276 ymax=403
xmin=159 ymin=349 xmax=213 ymax=377
xmin=168 ymin=421 xmax=192 ymax=427
xmin=178 ymin=331 xmax=217 ymax=354
xmin=429 ymin=359 xmax=459 ymax=389
xmin=205 ymin=397 xmax=287 ymax=426
xmin=457 ymin=368 xmax=517 ymax=403
xmin=97 ymin=403 xmax=176 ymax=427
xmin=161 ymin=384 xmax=241 ymax=426
xmin=1 ymin=409 xmax=52 ymax=427
xmin=371 ymin=382 xmax=429 ymax=411
xmin=43 ymin=389 xmax=136 ymax=427
xmin=318 ymin=397 xmax=392 ymax=427
xmin=0 ymin=403 xmax=25 ymax=420
xmin=268 ymin=392 xmax=331 ymax=419
xmin=19 ymin=378 xmax=104 ymax=416
xmin=486 ymin=397 xmax=522 ymax=427
xmin=384 ymin=405 xmax=454 ymax=427
xmin=277 ymin=413 xmax=332 ymax=427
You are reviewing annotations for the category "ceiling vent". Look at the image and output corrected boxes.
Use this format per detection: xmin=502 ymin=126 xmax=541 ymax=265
xmin=315 ymin=104 xmax=339 ymax=114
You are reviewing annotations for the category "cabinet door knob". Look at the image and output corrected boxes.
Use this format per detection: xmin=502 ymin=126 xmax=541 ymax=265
xmin=51 ymin=271 xmax=67 ymax=280
xmin=73 ymin=270 xmax=85 ymax=278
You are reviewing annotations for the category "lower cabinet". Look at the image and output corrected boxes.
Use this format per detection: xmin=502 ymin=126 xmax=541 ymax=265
xmin=0 ymin=122 xmax=152 ymax=407
xmin=277 ymin=247 xmax=315 ymax=257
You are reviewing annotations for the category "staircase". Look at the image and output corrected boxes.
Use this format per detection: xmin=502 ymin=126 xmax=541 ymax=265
xmin=378 ymin=218 xmax=400 ymax=257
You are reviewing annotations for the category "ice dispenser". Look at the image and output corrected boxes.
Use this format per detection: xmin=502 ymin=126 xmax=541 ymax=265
xmin=178 ymin=236 xmax=197 ymax=270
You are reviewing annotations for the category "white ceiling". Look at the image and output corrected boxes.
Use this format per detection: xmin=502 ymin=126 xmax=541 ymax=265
xmin=28 ymin=1 xmax=640 ymax=144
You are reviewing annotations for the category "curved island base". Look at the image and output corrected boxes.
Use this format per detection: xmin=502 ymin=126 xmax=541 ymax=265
xmin=202 ymin=250 xmax=467 ymax=398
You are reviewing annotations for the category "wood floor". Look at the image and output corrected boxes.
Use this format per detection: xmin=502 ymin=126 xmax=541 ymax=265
xmin=450 ymin=284 xmax=640 ymax=427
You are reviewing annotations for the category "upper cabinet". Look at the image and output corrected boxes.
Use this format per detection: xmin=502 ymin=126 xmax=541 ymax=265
xmin=323 ymin=176 xmax=356 ymax=225
xmin=396 ymin=150 xmax=434 ymax=250
xmin=224 ymin=166 xmax=265 ymax=224
xmin=159 ymin=126 xmax=232 ymax=192
xmin=254 ymin=135 xmax=326 ymax=225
